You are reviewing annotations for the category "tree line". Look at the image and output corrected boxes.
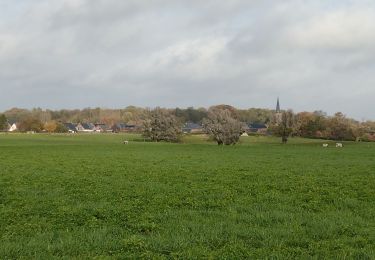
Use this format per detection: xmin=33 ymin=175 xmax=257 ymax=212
xmin=1 ymin=106 xmax=273 ymax=125
xmin=1 ymin=106 xmax=375 ymax=144
xmin=142 ymin=107 xmax=375 ymax=145
xmin=271 ymin=110 xmax=375 ymax=143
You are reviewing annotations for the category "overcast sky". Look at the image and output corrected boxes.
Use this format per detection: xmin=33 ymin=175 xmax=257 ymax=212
xmin=1 ymin=0 xmax=375 ymax=119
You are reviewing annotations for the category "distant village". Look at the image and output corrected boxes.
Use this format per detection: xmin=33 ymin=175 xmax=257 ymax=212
xmin=1 ymin=100 xmax=375 ymax=142
xmin=4 ymin=119 xmax=268 ymax=135
xmin=1 ymin=103 xmax=273 ymax=135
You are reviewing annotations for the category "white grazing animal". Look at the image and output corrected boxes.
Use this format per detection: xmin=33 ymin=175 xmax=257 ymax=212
xmin=336 ymin=143 xmax=343 ymax=148
xmin=322 ymin=144 xmax=329 ymax=147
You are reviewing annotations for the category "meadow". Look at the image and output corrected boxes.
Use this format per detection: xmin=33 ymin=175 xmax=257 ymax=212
xmin=0 ymin=133 xmax=374 ymax=259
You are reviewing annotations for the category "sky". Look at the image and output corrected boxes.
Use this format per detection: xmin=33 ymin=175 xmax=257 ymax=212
xmin=1 ymin=0 xmax=375 ymax=120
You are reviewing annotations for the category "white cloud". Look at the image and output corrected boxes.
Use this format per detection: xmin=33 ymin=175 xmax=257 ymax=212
xmin=143 ymin=37 xmax=229 ymax=79
xmin=287 ymin=9 xmax=375 ymax=50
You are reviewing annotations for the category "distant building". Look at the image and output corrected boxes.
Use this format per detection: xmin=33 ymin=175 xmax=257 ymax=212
xmin=276 ymin=97 xmax=281 ymax=113
xmin=182 ymin=122 xmax=203 ymax=134
xmin=7 ymin=119 xmax=18 ymax=132
xmin=274 ymin=97 xmax=282 ymax=124
xmin=76 ymin=123 xmax=95 ymax=132
xmin=94 ymin=123 xmax=111 ymax=132
xmin=63 ymin=123 xmax=77 ymax=133
xmin=248 ymin=123 xmax=268 ymax=134
xmin=111 ymin=123 xmax=137 ymax=133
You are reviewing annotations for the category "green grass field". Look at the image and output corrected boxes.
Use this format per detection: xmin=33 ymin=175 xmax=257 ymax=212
xmin=1 ymin=134 xmax=375 ymax=259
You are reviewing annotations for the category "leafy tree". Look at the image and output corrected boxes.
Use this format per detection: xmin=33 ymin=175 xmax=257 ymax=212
xmin=174 ymin=107 xmax=207 ymax=123
xmin=18 ymin=117 xmax=43 ymax=132
xmin=270 ymin=110 xmax=295 ymax=144
xmin=202 ymin=108 xmax=243 ymax=145
xmin=4 ymin=108 xmax=31 ymax=121
xmin=295 ymin=112 xmax=327 ymax=138
xmin=31 ymin=108 xmax=52 ymax=123
xmin=55 ymin=123 xmax=69 ymax=133
xmin=326 ymin=112 xmax=356 ymax=141
xmin=0 ymin=114 xmax=8 ymax=131
xmin=44 ymin=121 xmax=58 ymax=133
xmin=360 ymin=121 xmax=375 ymax=141
xmin=237 ymin=108 xmax=274 ymax=124
xmin=121 ymin=106 xmax=148 ymax=122
xmin=210 ymin=105 xmax=238 ymax=118
xmin=142 ymin=108 xmax=182 ymax=142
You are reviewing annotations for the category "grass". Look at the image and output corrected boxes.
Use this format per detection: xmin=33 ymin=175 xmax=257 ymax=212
xmin=0 ymin=133 xmax=375 ymax=258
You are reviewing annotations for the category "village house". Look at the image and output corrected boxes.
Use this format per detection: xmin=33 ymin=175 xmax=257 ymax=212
xmin=111 ymin=123 xmax=137 ymax=133
xmin=94 ymin=123 xmax=111 ymax=133
xmin=182 ymin=122 xmax=203 ymax=134
xmin=76 ymin=123 xmax=95 ymax=132
xmin=63 ymin=123 xmax=78 ymax=133
xmin=246 ymin=123 xmax=268 ymax=134
xmin=7 ymin=119 xmax=18 ymax=132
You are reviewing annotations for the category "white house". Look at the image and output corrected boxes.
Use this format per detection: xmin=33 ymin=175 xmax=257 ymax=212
xmin=76 ymin=123 xmax=95 ymax=132
xmin=7 ymin=120 xmax=18 ymax=132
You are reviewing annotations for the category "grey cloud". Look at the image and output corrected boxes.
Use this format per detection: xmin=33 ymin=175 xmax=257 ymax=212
xmin=1 ymin=0 xmax=375 ymax=119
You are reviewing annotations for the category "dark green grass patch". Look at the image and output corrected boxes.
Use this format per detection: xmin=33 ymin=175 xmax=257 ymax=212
xmin=0 ymin=134 xmax=375 ymax=258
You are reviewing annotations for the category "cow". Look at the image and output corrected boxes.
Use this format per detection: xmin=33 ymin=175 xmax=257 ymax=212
xmin=336 ymin=143 xmax=343 ymax=148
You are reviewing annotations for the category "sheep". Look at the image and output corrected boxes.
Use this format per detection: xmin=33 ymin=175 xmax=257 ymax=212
xmin=336 ymin=143 xmax=343 ymax=148
xmin=322 ymin=144 xmax=329 ymax=148
xmin=123 ymin=140 xmax=129 ymax=145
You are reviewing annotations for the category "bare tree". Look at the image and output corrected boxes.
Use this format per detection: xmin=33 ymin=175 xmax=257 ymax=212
xmin=142 ymin=108 xmax=182 ymax=142
xmin=203 ymin=108 xmax=243 ymax=145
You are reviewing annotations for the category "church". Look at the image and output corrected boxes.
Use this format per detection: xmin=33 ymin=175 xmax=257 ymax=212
xmin=274 ymin=98 xmax=282 ymax=124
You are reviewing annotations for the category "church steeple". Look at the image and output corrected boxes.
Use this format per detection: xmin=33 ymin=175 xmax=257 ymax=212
xmin=276 ymin=97 xmax=281 ymax=113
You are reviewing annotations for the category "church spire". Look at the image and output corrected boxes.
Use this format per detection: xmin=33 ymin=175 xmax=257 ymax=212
xmin=276 ymin=97 xmax=281 ymax=113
